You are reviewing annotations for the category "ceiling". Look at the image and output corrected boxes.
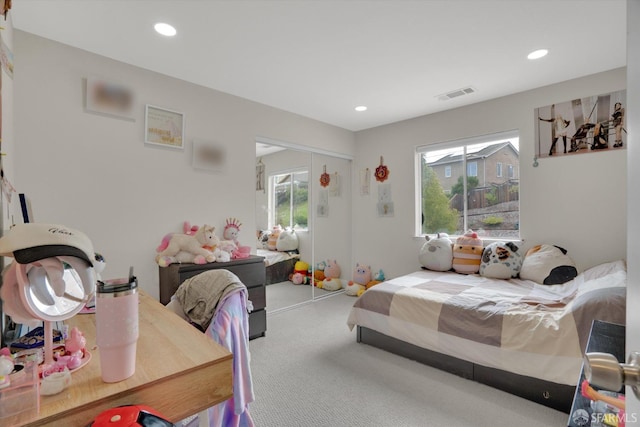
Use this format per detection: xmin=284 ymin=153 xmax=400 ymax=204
xmin=12 ymin=1 xmax=627 ymax=132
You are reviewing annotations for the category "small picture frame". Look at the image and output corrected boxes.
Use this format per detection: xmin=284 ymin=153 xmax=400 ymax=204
xmin=145 ymin=104 xmax=184 ymax=149
xmin=193 ymin=139 xmax=227 ymax=172
xmin=85 ymin=76 xmax=134 ymax=119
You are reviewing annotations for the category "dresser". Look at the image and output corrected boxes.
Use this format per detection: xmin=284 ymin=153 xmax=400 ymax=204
xmin=158 ymin=255 xmax=266 ymax=339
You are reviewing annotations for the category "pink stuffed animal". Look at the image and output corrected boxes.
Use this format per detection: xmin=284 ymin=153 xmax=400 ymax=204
xmin=346 ymin=263 xmax=371 ymax=296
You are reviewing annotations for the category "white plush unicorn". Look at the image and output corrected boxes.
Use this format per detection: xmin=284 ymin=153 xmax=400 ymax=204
xmin=155 ymin=224 xmax=220 ymax=267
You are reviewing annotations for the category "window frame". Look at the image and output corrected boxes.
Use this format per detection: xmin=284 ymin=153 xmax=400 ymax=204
xmin=414 ymin=129 xmax=520 ymax=239
xmin=269 ymin=167 xmax=309 ymax=230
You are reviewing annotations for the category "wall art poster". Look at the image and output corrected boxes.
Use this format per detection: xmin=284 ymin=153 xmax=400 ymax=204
xmin=534 ymin=90 xmax=626 ymax=158
xmin=145 ymin=105 xmax=184 ymax=149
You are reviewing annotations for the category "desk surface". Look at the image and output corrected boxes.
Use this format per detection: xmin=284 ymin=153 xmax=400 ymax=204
xmin=6 ymin=292 xmax=233 ymax=426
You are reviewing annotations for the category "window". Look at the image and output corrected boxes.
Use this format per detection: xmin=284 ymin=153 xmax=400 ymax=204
xmin=416 ymin=130 xmax=520 ymax=239
xmin=270 ymin=169 xmax=308 ymax=229
xmin=467 ymin=161 xmax=478 ymax=177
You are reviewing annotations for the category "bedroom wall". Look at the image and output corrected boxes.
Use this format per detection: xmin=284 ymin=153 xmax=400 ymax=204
xmin=353 ymin=68 xmax=627 ymax=279
xmin=12 ymin=30 xmax=355 ymax=300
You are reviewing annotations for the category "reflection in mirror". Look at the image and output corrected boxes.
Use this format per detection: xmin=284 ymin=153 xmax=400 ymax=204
xmin=256 ymin=143 xmax=313 ymax=312
xmin=311 ymin=153 xmax=352 ymax=300
xmin=255 ymin=139 xmax=353 ymax=312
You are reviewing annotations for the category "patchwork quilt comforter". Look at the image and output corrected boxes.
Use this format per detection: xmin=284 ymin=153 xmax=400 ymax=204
xmin=347 ymin=260 xmax=626 ymax=385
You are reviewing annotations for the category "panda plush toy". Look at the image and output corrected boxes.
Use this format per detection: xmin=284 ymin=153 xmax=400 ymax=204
xmin=519 ymin=244 xmax=578 ymax=285
xmin=479 ymin=241 xmax=523 ymax=279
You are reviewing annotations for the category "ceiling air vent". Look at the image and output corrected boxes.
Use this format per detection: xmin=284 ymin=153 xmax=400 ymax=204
xmin=436 ymin=86 xmax=476 ymax=101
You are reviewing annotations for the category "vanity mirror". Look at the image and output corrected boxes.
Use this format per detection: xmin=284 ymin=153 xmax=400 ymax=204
xmin=255 ymin=137 xmax=352 ymax=312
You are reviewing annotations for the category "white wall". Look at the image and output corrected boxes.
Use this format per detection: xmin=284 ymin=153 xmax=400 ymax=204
xmin=353 ymin=68 xmax=627 ymax=280
xmin=13 ymin=31 xmax=355 ymax=300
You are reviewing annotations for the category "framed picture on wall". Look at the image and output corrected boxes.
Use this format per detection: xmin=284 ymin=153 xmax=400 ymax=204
xmin=144 ymin=104 xmax=184 ymax=149
xmin=85 ymin=76 xmax=134 ymax=119
xmin=534 ymin=90 xmax=626 ymax=159
xmin=192 ymin=139 xmax=226 ymax=172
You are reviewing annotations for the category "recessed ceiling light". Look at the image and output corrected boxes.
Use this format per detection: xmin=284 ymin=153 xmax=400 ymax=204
xmin=527 ymin=49 xmax=548 ymax=60
xmin=355 ymin=106 xmax=367 ymax=112
xmin=154 ymin=22 xmax=177 ymax=37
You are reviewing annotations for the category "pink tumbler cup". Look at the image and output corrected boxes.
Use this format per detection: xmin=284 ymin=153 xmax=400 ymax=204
xmin=95 ymin=273 xmax=138 ymax=383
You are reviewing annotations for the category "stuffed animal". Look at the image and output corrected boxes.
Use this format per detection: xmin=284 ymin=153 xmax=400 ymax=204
xmin=224 ymin=217 xmax=251 ymax=259
xmin=419 ymin=233 xmax=453 ymax=272
xmin=156 ymin=225 xmax=219 ymax=267
xmin=317 ymin=259 xmax=342 ymax=291
xmin=480 ymin=241 xmax=523 ymax=279
xmin=365 ymin=269 xmax=385 ymax=290
xmin=346 ymin=263 xmax=371 ymax=296
xmin=519 ymin=244 xmax=578 ymax=285
xmin=324 ymin=260 xmax=341 ymax=280
xmin=183 ymin=221 xmax=199 ymax=236
xmin=267 ymin=225 xmax=282 ymax=250
xmin=276 ymin=228 xmax=299 ymax=251
xmin=290 ymin=260 xmax=311 ymax=285
xmin=314 ymin=261 xmax=327 ymax=284
xmin=452 ymin=230 xmax=483 ymax=274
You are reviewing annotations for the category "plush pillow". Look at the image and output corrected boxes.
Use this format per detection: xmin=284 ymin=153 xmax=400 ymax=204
xmin=276 ymin=228 xmax=299 ymax=251
xmin=419 ymin=233 xmax=453 ymax=272
xmin=267 ymin=226 xmax=282 ymax=250
xmin=479 ymin=241 xmax=523 ymax=279
xmin=519 ymin=244 xmax=577 ymax=285
xmin=256 ymin=230 xmax=271 ymax=249
xmin=452 ymin=230 xmax=483 ymax=274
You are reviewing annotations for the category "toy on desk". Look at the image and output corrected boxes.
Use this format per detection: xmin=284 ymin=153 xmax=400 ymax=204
xmin=0 ymin=353 xmax=14 ymax=389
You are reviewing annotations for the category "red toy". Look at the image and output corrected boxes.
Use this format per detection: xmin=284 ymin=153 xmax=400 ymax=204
xmin=88 ymin=405 xmax=173 ymax=427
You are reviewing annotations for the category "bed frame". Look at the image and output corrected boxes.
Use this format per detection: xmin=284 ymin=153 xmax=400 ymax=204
xmin=357 ymin=326 xmax=575 ymax=413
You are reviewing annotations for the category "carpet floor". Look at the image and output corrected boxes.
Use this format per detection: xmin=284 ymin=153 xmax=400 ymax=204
xmin=248 ymin=293 xmax=569 ymax=426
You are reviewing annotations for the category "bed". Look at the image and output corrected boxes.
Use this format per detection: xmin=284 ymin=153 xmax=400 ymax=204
xmin=347 ymin=259 xmax=627 ymax=412
xmin=256 ymin=248 xmax=300 ymax=285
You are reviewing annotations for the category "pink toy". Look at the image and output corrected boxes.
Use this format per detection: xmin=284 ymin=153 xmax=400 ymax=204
xmin=65 ymin=327 xmax=86 ymax=356
xmin=324 ymin=260 xmax=341 ymax=279
xmin=183 ymin=221 xmax=199 ymax=236
xmin=346 ymin=263 xmax=371 ymax=296
xmin=224 ymin=217 xmax=251 ymax=259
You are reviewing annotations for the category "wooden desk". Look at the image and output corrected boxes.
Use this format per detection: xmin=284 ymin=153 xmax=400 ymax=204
xmin=4 ymin=292 xmax=233 ymax=426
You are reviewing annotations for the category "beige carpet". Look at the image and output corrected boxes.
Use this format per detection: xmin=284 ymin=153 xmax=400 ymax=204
xmin=248 ymin=293 xmax=569 ymax=426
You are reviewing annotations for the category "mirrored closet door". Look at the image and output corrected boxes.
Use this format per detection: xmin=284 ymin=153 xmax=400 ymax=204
xmin=255 ymin=138 xmax=352 ymax=312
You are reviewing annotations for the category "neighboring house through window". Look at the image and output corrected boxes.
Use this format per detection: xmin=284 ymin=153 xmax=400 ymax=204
xmin=416 ymin=130 xmax=520 ymax=239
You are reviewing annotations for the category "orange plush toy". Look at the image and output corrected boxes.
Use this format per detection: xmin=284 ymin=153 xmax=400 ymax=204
xmin=452 ymin=230 xmax=483 ymax=274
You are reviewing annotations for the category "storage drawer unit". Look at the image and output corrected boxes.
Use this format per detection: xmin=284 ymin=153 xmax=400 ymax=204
xmin=159 ymin=255 xmax=266 ymax=339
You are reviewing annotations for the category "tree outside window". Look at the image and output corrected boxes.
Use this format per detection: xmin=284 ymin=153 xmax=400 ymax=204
xmin=271 ymin=170 xmax=308 ymax=229
xmin=416 ymin=131 xmax=520 ymax=239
